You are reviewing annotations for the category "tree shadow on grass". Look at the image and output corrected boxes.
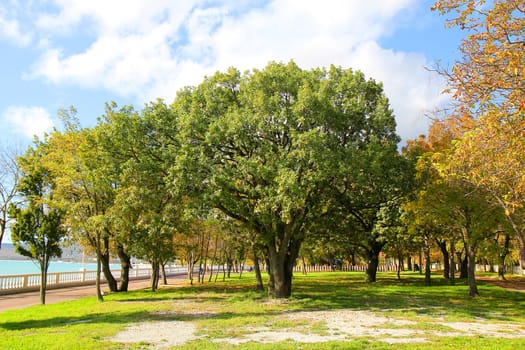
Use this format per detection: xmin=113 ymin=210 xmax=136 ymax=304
xmin=115 ymin=294 xmax=227 ymax=303
xmin=0 ymin=310 xmax=149 ymax=331
xmin=130 ymin=272 xmax=525 ymax=323
xmin=290 ymin=273 xmax=525 ymax=322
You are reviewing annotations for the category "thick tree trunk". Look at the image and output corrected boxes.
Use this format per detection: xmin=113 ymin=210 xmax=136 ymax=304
xmin=100 ymin=237 xmax=118 ymax=292
xmin=458 ymin=251 xmax=468 ymax=279
xmin=227 ymin=261 xmax=233 ymax=278
xmin=436 ymin=240 xmax=450 ymax=279
xmin=117 ymin=245 xmax=131 ymax=292
xmin=161 ymin=262 xmax=168 ymax=285
xmin=365 ymin=243 xmax=383 ymax=283
xmin=40 ymin=260 xmax=48 ymax=305
xmin=150 ymin=261 xmax=160 ymax=292
xmin=268 ymin=256 xmax=293 ymax=298
xmin=407 ymin=255 xmax=412 ymax=271
xmin=366 ymin=249 xmax=380 ymax=283
xmin=449 ymin=240 xmax=456 ymax=286
xmin=466 ymin=249 xmax=479 ymax=297
xmin=266 ymin=235 xmax=301 ymax=298
xmin=100 ymin=251 xmax=118 ymax=292
xmin=95 ymin=244 xmax=104 ymax=302
xmin=187 ymin=251 xmax=195 ymax=285
xmin=498 ymin=234 xmax=511 ymax=280
xmin=424 ymin=244 xmax=431 ymax=286
xmin=396 ymin=252 xmax=402 ymax=280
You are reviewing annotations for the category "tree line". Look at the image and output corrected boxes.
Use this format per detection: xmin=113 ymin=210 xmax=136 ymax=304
xmin=1 ymin=0 xmax=523 ymax=302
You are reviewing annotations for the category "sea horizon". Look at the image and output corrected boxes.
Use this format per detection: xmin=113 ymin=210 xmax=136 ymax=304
xmin=0 ymin=259 xmax=121 ymax=276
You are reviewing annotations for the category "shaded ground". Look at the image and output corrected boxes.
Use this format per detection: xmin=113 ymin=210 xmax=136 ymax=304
xmin=478 ymin=275 xmax=525 ymax=293
xmin=112 ymin=275 xmax=525 ymax=349
xmin=1 ymin=273 xmax=523 ymax=312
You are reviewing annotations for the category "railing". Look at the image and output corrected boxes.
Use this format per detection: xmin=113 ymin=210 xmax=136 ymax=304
xmin=294 ymin=264 xmax=524 ymax=274
xmin=0 ymin=265 xmax=188 ymax=295
xmin=293 ymin=264 xmax=399 ymax=273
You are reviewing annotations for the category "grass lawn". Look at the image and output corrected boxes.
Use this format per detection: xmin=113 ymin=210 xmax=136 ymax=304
xmin=1 ymin=271 xmax=524 ymax=349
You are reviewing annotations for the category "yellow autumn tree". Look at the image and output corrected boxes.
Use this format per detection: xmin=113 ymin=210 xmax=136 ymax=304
xmin=433 ymin=0 xmax=524 ymax=113
xmin=432 ymin=0 xmax=525 ymax=269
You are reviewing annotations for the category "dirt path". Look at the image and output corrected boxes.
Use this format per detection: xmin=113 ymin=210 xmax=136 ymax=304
xmin=478 ymin=276 xmax=525 ymax=293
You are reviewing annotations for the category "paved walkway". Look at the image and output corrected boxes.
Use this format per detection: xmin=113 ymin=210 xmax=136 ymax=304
xmin=0 ymin=277 xmax=184 ymax=312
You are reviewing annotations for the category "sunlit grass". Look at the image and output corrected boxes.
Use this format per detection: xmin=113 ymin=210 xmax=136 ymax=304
xmin=0 ymin=271 xmax=524 ymax=349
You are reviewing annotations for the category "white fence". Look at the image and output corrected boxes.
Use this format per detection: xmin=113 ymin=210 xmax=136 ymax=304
xmin=293 ymin=264 xmax=399 ymax=273
xmin=0 ymin=265 xmax=188 ymax=295
xmin=294 ymin=264 xmax=524 ymax=274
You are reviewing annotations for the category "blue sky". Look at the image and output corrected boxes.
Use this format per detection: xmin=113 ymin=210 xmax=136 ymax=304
xmin=0 ymin=0 xmax=463 ymax=146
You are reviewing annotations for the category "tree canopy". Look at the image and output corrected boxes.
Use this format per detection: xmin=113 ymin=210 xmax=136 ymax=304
xmin=173 ymin=61 xmax=405 ymax=297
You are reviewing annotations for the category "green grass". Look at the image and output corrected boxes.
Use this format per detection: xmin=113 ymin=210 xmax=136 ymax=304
xmin=1 ymin=271 xmax=524 ymax=349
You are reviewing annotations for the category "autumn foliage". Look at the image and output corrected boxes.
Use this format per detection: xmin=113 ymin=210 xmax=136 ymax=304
xmin=432 ymin=0 xmax=525 ymax=262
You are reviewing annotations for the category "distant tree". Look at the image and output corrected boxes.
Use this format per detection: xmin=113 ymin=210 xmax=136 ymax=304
xmin=0 ymin=143 xmax=21 ymax=248
xmin=9 ymin=141 xmax=66 ymax=305
xmin=378 ymin=201 xmax=419 ymax=280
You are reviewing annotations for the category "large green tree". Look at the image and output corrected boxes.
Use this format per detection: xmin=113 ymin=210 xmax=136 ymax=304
xmin=44 ymin=120 xmax=124 ymax=298
xmin=174 ymin=62 xmax=404 ymax=297
xmin=331 ymin=141 xmax=413 ymax=283
xmin=104 ymin=101 xmax=182 ymax=291
xmin=317 ymin=65 xmax=413 ymax=283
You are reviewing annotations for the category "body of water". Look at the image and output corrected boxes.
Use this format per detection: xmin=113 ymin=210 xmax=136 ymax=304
xmin=0 ymin=260 xmax=120 ymax=276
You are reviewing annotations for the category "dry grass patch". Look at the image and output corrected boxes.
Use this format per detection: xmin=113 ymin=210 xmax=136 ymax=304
xmin=111 ymin=308 xmax=525 ymax=348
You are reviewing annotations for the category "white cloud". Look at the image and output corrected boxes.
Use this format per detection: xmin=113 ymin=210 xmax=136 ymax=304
xmin=347 ymin=41 xmax=450 ymax=141
xmin=2 ymin=106 xmax=54 ymax=139
xmin=28 ymin=0 xmax=448 ymax=141
xmin=35 ymin=0 xmax=194 ymax=36
xmin=0 ymin=4 xmax=31 ymax=46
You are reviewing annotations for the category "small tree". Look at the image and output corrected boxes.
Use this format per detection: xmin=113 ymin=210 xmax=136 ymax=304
xmin=9 ymin=143 xmax=66 ymax=305
xmin=0 ymin=143 xmax=21 ymax=248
